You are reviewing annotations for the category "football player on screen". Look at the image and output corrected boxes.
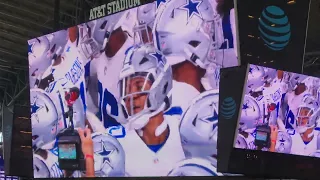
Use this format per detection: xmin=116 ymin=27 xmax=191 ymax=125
xmin=30 ymin=89 xmax=65 ymax=178
xmin=179 ymin=89 xmax=219 ymax=158
xmin=84 ymin=10 xmax=137 ymax=128
xmin=245 ymin=66 xmax=287 ymax=130
xmin=35 ymin=30 xmax=69 ymax=89
xmin=280 ymin=73 xmax=310 ymax=130
xmin=153 ymin=0 xmax=220 ymax=116
xmin=270 ymin=95 xmax=320 ymax=156
xmin=30 ymin=88 xmax=108 ymax=178
xmin=28 ymin=36 xmax=52 ymax=88
xmin=116 ymin=45 xmax=185 ymax=176
xmin=134 ymin=1 xmax=194 ymax=117
xmin=28 ymin=30 xmax=68 ymax=89
xmin=236 ymin=95 xmax=263 ymax=150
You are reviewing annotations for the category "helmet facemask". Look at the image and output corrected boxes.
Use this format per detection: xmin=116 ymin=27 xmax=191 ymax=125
xmin=79 ymin=23 xmax=110 ymax=59
xmin=119 ymin=71 xmax=166 ymax=131
xmin=119 ymin=45 xmax=172 ymax=136
xmin=133 ymin=23 xmax=153 ymax=45
xmin=296 ymin=107 xmax=314 ymax=134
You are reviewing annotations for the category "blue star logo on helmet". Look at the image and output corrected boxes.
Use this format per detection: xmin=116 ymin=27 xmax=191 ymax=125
xmin=150 ymin=52 xmax=165 ymax=65
xmin=179 ymin=0 xmax=203 ymax=22
xmin=249 ymin=67 xmax=253 ymax=74
xmin=242 ymin=103 xmax=249 ymax=110
xmin=156 ymin=0 xmax=167 ymax=8
xmin=31 ymin=99 xmax=43 ymax=123
xmin=31 ymin=100 xmax=43 ymax=115
xmin=207 ymin=102 xmax=218 ymax=122
xmin=97 ymin=140 xmax=113 ymax=164
xmin=28 ymin=41 xmax=35 ymax=55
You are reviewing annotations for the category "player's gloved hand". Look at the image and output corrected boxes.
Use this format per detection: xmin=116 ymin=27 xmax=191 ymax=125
xmin=78 ymin=128 xmax=94 ymax=156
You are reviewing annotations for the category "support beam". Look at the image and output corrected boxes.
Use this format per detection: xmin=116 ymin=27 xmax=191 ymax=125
xmin=0 ymin=11 xmax=52 ymax=30
xmin=1 ymin=70 xmax=28 ymax=107
xmin=6 ymin=85 xmax=28 ymax=107
xmin=305 ymin=51 xmax=320 ymax=56
xmin=54 ymin=0 xmax=60 ymax=31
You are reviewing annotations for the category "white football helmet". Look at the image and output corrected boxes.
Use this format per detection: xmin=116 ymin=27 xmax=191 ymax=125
xmin=180 ymin=89 xmax=219 ymax=157
xmin=33 ymin=154 xmax=50 ymax=178
xmin=275 ymin=130 xmax=292 ymax=154
xmin=246 ymin=65 xmax=265 ymax=93
xmin=134 ymin=2 xmax=157 ymax=44
xmin=92 ymin=132 xmax=125 ymax=177
xmin=79 ymin=10 xmax=135 ymax=59
xmin=30 ymin=89 xmax=59 ymax=150
xmin=118 ymin=45 xmax=172 ymax=136
xmin=295 ymin=95 xmax=320 ymax=134
xmin=239 ymin=95 xmax=262 ymax=131
xmin=167 ymin=157 xmax=223 ymax=176
xmin=153 ymin=0 xmax=216 ymax=68
xmin=234 ymin=134 xmax=248 ymax=149
xmin=28 ymin=36 xmax=51 ymax=87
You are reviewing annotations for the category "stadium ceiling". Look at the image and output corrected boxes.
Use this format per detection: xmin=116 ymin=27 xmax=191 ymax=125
xmin=0 ymin=0 xmax=319 ymax=109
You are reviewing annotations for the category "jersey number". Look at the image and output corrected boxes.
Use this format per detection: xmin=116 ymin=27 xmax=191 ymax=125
xmin=98 ymin=81 xmax=119 ymax=128
xmin=285 ymin=107 xmax=295 ymax=129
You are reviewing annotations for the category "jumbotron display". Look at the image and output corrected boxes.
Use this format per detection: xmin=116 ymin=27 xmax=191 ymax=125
xmin=234 ymin=64 xmax=320 ymax=157
xmin=28 ymin=0 xmax=238 ymax=178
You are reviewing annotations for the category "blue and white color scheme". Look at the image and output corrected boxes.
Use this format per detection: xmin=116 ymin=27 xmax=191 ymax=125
xmin=28 ymin=0 xmax=238 ymax=177
xmin=234 ymin=64 xmax=320 ymax=158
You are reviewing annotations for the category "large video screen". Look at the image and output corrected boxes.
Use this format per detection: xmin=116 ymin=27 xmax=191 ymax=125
xmin=234 ymin=64 xmax=320 ymax=157
xmin=28 ymin=0 xmax=238 ymax=178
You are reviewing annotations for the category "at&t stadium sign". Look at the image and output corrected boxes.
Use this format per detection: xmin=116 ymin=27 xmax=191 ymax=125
xmin=89 ymin=0 xmax=141 ymax=21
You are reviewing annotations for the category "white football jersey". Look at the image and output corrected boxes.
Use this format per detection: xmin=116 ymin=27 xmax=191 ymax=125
xmin=50 ymin=42 xmax=87 ymax=109
xmin=118 ymin=115 xmax=186 ymax=176
xmin=165 ymin=80 xmax=200 ymax=117
xmin=256 ymin=80 xmax=283 ymax=125
xmin=96 ymin=36 xmax=134 ymax=127
xmin=289 ymin=129 xmax=319 ymax=156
